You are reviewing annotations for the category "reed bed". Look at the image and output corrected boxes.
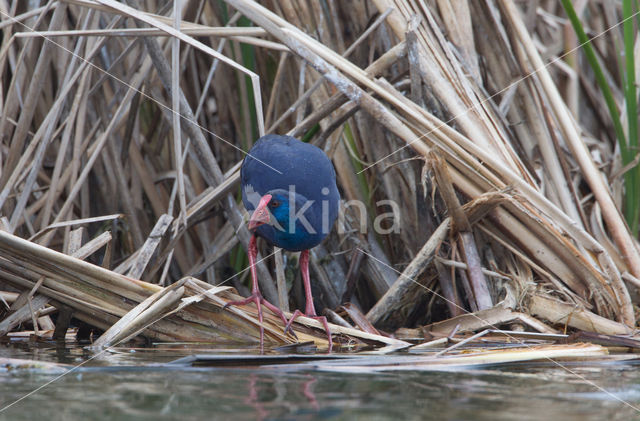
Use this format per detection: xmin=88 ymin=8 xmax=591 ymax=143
xmin=0 ymin=0 xmax=638 ymax=350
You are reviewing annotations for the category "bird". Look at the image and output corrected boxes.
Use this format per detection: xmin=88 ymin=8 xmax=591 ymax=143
xmin=224 ymin=134 xmax=340 ymax=351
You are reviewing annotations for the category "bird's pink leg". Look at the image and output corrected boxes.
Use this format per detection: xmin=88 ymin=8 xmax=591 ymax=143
xmin=285 ymin=250 xmax=333 ymax=351
xmin=223 ymin=235 xmax=289 ymax=349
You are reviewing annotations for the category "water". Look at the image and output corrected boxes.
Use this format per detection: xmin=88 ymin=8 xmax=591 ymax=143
xmin=1 ymin=342 xmax=639 ymax=420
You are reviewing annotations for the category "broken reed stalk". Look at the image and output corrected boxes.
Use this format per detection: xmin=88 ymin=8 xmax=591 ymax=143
xmin=429 ymin=152 xmax=492 ymax=310
xmin=0 ymin=229 xmax=401 ymax=349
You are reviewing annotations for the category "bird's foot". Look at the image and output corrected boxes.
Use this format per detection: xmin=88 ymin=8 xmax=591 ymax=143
xmin=285 ymin=310 xmax=333 ymax=352
xmin=223 ymin=292 xmax=287 ymax=323
xmin=223 ymin=292 xmax=294 ymax=348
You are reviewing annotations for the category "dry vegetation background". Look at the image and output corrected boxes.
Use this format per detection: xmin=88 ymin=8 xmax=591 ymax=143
xmin=0 ymin=0 xmax=639 ymax=346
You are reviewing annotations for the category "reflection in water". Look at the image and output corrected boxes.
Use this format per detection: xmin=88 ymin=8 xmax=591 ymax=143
xmin=246 ymin=374 xmax=267 ymax=421
xmin=0 ymin=345 xmax=639 ymax=420
xmin=244 ymin=372 xmax=321 ymax=420
xmin=303 ymin=376 xmax=319 ymax=410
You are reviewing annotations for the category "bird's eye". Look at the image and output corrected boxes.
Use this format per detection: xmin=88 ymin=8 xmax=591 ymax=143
xmin=269 ymin=200 xmax=280 ymax=208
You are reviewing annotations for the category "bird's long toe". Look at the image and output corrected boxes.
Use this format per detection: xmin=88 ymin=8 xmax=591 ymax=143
xmin=284 ymin=309 xmax=303 ymax=334
xmin=222 ymin=294 xmax=260 ymax=311
xmin=285 ymin=311 xmax=333 ymax=352
xmin=314 ymin=314 xmax=333 ymax=353
xmin=260 ymin=297 xmax=291 ymax=329
xmin=223 ymin=292 xmax=296 ymax=347
xmin=223 ymin=293 xmax=267 ymax=349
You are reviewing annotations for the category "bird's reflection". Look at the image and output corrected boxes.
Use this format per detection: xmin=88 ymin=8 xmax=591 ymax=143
xmin=245 ymin=373 xmax=320 ymax=420
xmin=246 ymin=374 xmax=268 ymax=421
xmin=302 ymin=376 xmax=319 ymax=410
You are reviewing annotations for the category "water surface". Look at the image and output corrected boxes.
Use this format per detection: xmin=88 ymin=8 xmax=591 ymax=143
xmin=1 ymin=342 xmax=639 ymax=420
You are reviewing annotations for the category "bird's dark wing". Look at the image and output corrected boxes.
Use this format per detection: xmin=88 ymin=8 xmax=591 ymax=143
xmin=241 ymin=135 xmax=338 ymax=212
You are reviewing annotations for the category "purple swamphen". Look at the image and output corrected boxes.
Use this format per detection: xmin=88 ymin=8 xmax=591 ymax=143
xmin=225 ymin=134 xmax=340 ymax=351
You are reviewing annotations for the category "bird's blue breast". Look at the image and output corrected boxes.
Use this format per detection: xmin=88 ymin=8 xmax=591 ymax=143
xmin=255 ymin=223 xmax=324 ymax=252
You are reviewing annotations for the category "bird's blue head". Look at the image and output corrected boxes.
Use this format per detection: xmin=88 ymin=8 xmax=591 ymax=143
xmin=247 ymin=189 xmax=327 ymax=251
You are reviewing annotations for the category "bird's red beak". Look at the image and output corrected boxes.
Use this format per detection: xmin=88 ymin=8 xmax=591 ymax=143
xmin=248 ymin=194 xmax=272 ymax=230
